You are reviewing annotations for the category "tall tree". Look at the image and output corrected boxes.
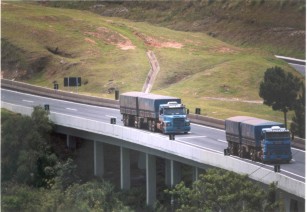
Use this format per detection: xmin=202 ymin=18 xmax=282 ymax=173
xmin=259 ymin=66 xmax=301 ymax=128
xmin=290 ymin=82 xmax=305 ymax=138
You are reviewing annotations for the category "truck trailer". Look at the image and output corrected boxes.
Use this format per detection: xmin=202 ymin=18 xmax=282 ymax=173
xmin=225 ymin=116 xmax=292 ymax=163
xmin=119 ymin=92 xmax=191 ymax=134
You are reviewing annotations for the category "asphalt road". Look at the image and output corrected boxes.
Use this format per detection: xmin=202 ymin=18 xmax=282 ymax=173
xmin=1 ymin=89 xmax=305 ymax=182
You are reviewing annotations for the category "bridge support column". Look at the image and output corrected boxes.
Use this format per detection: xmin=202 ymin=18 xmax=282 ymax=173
xmin=165 ymin=159 xmax=182 ymax=187
xmin=120 ymin=147 xmax=130 ymax=190
xmin=165 ymin=160 xmax=171 ymax=186
xmin=94 ymin=141 xmax=104 ymax=177
xmin=283 ymin=195 xmax=304 ymax=212
xmin=171 ymin=160 xmax=181 ymax=187
xmin=146 ymin=153 xmax=156 ymax=206
xmin=193 ymin=167 xmax=199 ymax=182
xmin=66 ymin=135 xmax=76 ymax=150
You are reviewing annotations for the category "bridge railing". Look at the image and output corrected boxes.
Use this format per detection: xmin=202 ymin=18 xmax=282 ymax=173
xmin=1 ymin=79 xmax=304 ymax=149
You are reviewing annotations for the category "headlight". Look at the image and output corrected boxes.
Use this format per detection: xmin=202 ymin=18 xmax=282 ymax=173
xmin=185 ymin=121 xmax=190 ymax=126
xmin=166 ymin=122 xmax=171 ymax=127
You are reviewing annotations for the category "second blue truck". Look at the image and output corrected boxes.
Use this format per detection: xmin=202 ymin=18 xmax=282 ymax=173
xmin=225 ymin=116 xmax=292 ymax=163
xmin=120 ymin=92 xmax=191 ymax=134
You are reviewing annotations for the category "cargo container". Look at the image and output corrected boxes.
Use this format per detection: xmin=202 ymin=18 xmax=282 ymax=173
xmin=225 ymin=116 xmax=292 ymax=163
xmin=120 ymin=92 xmax=190 ymax=134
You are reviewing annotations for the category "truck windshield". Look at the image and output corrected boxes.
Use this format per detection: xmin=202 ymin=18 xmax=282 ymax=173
xmin=164 ymin=108 xmax=185 ymax=115
xmin=265 ymin=132 xmax=290 ymax=139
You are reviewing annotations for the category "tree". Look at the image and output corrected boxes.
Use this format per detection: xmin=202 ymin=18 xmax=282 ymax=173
xmin=1 ymin=106 xmax=57 ymax=187
xmin=165 ymin=169 xmax=280 ymax=211
xmin=290 ymin=82 xmax=305 ymax=138
xmin=259 ymin=66 xmax=301 ymax=128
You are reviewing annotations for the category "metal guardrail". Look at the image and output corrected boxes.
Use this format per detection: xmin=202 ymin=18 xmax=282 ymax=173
xmin=1 ymin=79 xmax=305 ymax=150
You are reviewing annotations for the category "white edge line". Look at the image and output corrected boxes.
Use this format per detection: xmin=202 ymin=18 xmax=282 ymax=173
xmin=176 ymin=138 xmax=223 ymax=155
xmin=288 ymin=63 xmax=306 ymax=67
xmin=191 ymin=122 xmax=225 ymax=132
xmin=181 ymin=135 xmax=207 ymax=139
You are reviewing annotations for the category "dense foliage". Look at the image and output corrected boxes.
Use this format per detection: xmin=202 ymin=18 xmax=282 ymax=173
xmin=259 ymin=66 xmax=303 ymax=129
xmin=290 ymin=82 xmax=306 ymax=138
xmin=165 ymin=169 xmax=280 ymax=212
xmin=2 ymin=106 xmax=56 ymax=187
xmin=1 ymin=107 xmax=131 ymax=211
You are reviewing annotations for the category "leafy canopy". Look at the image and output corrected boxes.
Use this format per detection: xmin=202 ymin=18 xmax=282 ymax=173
xmin=259 ymin=66 xmax=302 ymax=127
xmin=165 ymin=169 xmax=280 ymax=212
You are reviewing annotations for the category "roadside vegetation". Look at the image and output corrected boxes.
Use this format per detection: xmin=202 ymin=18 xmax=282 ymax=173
xmin=1 ymin=108 xmax=284 ymax=211
xmin=1 ymin=2 xmax=305 ymax=124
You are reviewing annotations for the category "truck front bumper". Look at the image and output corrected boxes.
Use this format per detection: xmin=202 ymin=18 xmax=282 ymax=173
xmin=163 ymin=126 xmax=191 ymax=134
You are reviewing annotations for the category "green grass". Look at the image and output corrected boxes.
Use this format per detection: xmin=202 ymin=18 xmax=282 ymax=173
xmin=1 ymin=2 xmax=304 ymax=123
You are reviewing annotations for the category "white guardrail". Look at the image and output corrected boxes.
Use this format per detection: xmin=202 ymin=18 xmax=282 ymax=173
xmin=1 ymin=102 xmax=305 ymax=199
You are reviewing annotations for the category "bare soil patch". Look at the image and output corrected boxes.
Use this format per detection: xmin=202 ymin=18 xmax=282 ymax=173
xmin=134 ymin=32 xmax=183 ymax=49
xmin=84 ymin=27 xmax=135 ymax=50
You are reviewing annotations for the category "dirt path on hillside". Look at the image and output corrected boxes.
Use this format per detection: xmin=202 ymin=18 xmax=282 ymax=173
xmin=203 ymin=97 xmax=263 ymax=104
xmin=142 ymin=50 xmax=160 ymax=93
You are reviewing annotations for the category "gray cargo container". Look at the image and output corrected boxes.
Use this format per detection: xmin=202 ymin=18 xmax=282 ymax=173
xmin=138 ymin=93 xmax=181 ymax=119
xmin=241 ymin=119 xmax=284 ymax=146
xmin=119 ymin=92 xmax=143 ymax=116
xmin=225 ymin=116 xmax=253 ymax=136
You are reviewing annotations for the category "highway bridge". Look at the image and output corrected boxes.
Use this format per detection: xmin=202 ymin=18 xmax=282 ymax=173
xmin=1 ymin=81 xmax=305 ymax=211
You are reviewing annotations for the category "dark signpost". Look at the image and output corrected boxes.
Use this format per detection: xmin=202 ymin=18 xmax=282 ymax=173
xmin=64 ymin=77 xmax=81 ymax=93
xmin=64 ymin=77 xmax=81 ymax=87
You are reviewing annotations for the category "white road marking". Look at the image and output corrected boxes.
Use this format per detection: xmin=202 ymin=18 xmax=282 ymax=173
xmin=191 ymin=123 xmax=225 ymax=132
xmin=218 ymin=139 xmax=227 ymax=143
xmin=105 ymin=115 xmax=117 ymax=118
xmin=66 ymin=108 xmax=77 ymax=111
xmin=281 ymin=169 xmax=305 ymax=180
xmin=22 ymin=99 xmax=34 ymax=103
xmin=181 ymin=135 xmax=207 ymax=139
xmin=176 ymin=138 xmax=223 ymax=155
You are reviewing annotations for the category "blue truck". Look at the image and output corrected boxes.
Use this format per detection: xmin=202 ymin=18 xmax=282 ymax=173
xmin=225 ymin=116 xmax=292 ymax=163
xmin=119 ymin=92 xmax=191 ymax=134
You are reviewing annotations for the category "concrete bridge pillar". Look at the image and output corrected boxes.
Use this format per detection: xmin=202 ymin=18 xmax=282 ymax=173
xmin=120 ymin=147 xmax=130 ymax=190
xmin=146 ymin=153 xmax=156 ymax=206
xmin=94 ymin=141 xmax=104 ymax=177
xmin=66 ymin=134 xmax=76 ymax=149
xmin=165 ymin=159 xmax=182 ymax=187
xmin=282 ymin=193 xmax=305 ymax=212
xmin=193 ymin=166 xmax=199 ymax=182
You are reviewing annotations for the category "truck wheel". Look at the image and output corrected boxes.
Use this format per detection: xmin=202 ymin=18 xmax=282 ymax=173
xmin=151 ymin=121 xmax=156 ymax=132
xmin=148 ymin=120 xmax=153 ymax=131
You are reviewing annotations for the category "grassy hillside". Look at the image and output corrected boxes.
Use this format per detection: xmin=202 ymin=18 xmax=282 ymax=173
xmin=1 ymin=2 xmax=304 ymax=122
xmin=45 ymin=0 xmax=306 ymax=59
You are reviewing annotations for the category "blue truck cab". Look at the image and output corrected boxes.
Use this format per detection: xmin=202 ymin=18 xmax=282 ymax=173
xmin=261 ymin=126 xmax=292 ymax=163
xmin=158 ymin=101 xmax=190 ymax=134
